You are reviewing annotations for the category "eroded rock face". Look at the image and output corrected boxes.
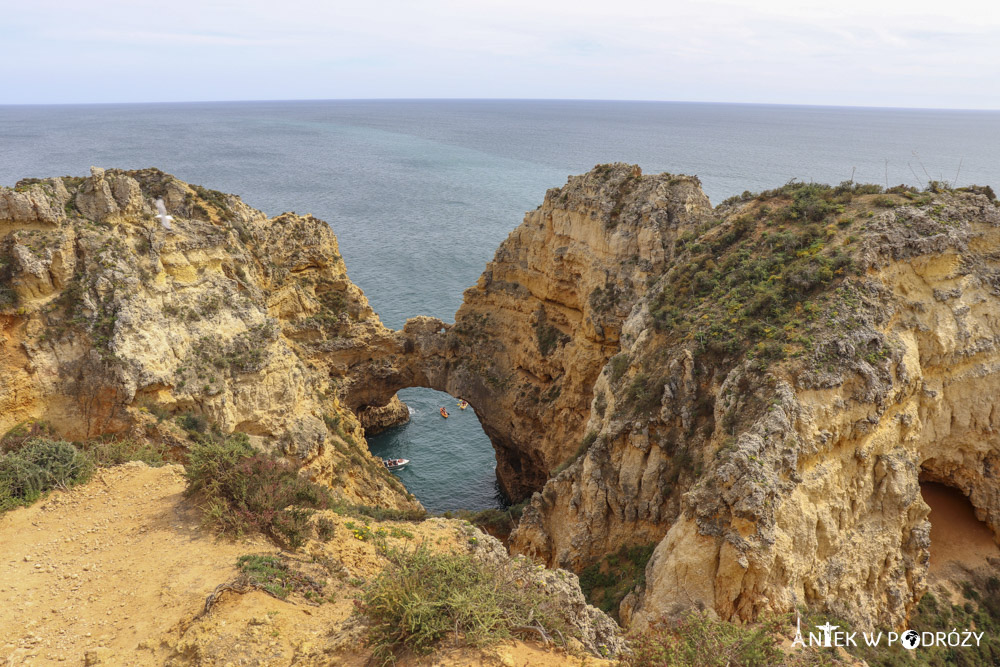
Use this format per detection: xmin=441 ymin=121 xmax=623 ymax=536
xmin=501 ymin=178 xmax=1000 ymax=632
xmin=0 ymin=168 xmax=416 ymax=510
xmin=9 ymin=163 xmax=1000 ymax=635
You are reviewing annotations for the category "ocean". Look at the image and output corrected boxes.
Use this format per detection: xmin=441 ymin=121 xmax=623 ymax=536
xmin=2 ymin=99 xmax=998 ymax=511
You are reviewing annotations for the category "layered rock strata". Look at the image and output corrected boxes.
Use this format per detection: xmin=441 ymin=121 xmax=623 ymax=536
xmin=340 ymin=165 xmax=713 ymax=500
xmin=481 ymin=172 xmax=1000 ymax=631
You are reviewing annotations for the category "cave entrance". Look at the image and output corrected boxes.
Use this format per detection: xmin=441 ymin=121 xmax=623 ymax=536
xmin=366 ymin=387 xmax=510 ymax=513
xmin=919 ymin=481 xmax=999 ymax=575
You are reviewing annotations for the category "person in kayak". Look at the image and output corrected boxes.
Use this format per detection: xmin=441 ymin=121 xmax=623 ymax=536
xmin=440 ymin=407 xmax=449 ymax=418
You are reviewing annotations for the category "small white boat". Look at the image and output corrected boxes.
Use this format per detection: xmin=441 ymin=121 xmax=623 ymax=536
xmin=383 ymin=458 xmax=409 ymax=470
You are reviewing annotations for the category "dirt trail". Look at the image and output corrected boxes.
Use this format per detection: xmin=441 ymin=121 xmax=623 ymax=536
xmin=1 ymin=462 xmax=273 ymax=665
xmin=0 ymin=463 xmax=609 ymax=666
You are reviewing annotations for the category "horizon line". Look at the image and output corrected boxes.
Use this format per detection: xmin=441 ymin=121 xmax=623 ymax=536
xmin=1 ymin=96 xmax=998 ymax=114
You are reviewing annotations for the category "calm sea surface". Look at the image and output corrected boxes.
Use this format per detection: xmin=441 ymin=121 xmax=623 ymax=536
xmin=2 ymin=100 xmax=998 ymax=511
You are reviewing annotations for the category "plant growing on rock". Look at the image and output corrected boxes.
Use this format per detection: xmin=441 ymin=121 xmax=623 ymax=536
xmin=360 ymin=543 xmax=571 ymax=663
xmin=184 ymin=434 xmax=334 ymax=549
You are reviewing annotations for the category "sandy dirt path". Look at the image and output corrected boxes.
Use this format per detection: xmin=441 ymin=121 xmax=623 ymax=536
xmin=0 ymin=462 xmax=608 ymax=666
xmin=0 ymin=462 xmax=273 ymax=665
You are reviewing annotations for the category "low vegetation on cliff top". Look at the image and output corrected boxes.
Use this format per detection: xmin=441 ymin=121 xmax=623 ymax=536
xmin=651 ymin=179 xmax=996 ymax=373
xmin=184 ymin=432 xmax=425 ymax=549
xmin=0 ymin=421 xmax=167 ymax=512
xmin=651 ymin=180 xmax=876 ymax=368
xmin=361 ymin=543 xmax=584 ymax=665
xmin=621 ymin=612 xmax=786 ymax=667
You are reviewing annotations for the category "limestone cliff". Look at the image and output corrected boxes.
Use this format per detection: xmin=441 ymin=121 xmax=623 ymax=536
xmin=465 ymin=171 xmax=1000 ymax=632
xmin=9 ymin=162 xmax=1000 ymax=637
xmin=350 ymin=164 xmax=1000 ymax=632
xmin=0 ymin=167 xmax=415 ymax=510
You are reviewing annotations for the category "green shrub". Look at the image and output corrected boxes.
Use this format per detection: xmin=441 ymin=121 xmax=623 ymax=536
xmin=176 ymin=412 xmax=208 ymax=434
xmin=2 ymin=420 xmax=56 ymax=453
xmin=236 ymin=554 xmax=326 ymax=599
xmin=580 ymin=543 xmax=655 ymax=620
xmin=322 ymin=412 xmax=342 ymax=433
xmin=185 ymin=435 xmax=334 ymax=548
xmin=140 ymin=402 xmax=172 ymax=422
xmin=316 ymin=516 xmax=337 ymax=541
xmin=594 ymin=391 xmax=608 ymax=417
xmin=621 ymin=611 xmax=784 ymax=667
xmin=590 ymin=283 xmax=623 ymax=313
xmin=625 ymin=374 xmax=663 ymax=416
xmin=608 ymin=353 xmax=631 ymax=383
xmin=361 ymin=544 xmax=567 ymax=663
xmin=0 ymin=439 xmax=94 ymax=511
xmin=535 ymin=318 xmax=563 ymax=357
xmin=190 ymin=184 xmax=236 ymax=222
xmin=84 ymin=438 xmax=166 ymax=467
xmin=0 ymin=454 xmax=47 ymax=511
xmin=958 ymin=184 xmax=997 ymax=201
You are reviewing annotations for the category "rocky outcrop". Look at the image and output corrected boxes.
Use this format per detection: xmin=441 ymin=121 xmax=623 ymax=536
xmin=0 ymin=167 xmax=415 ymax=510
xmin=498 ymin=177 xmax=1000 ymax=631
xmin=356 ymin=395 xmax=410 ymax=435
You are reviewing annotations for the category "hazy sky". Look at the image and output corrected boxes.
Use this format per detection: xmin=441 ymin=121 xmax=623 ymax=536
xmin=3 ymin=0 xmax=999 ymax=108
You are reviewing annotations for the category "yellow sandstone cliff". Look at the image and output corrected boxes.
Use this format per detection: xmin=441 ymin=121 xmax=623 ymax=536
xmin=356 ymin=164 xmax=1000 ymax=632
xmin=0 ymin=167 xmax=415 ymax=510
xmin=443 ymin=168 xmax=1000 ymax=632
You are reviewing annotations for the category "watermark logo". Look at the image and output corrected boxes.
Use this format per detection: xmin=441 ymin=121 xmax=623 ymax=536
xmin=791 ymin=614 xmax=984 ymax=651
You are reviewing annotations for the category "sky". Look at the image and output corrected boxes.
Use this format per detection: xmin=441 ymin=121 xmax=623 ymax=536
xmin=2 ymin=0 xmax=999 ymax=109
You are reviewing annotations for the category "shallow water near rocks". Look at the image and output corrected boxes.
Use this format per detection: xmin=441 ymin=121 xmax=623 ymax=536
xmin=366 ymin=388 xmax=508 ymax=513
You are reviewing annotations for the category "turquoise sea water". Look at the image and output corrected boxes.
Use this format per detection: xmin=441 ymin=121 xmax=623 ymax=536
xmin=2 ymin=100 xmax=998 ymax=511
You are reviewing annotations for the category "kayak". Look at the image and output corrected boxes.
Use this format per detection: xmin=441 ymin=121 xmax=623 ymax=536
xmin=383 ymin=458 xmax=409 ymax=470
xmin=440 ymin=407 xmax=449 ymax=418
